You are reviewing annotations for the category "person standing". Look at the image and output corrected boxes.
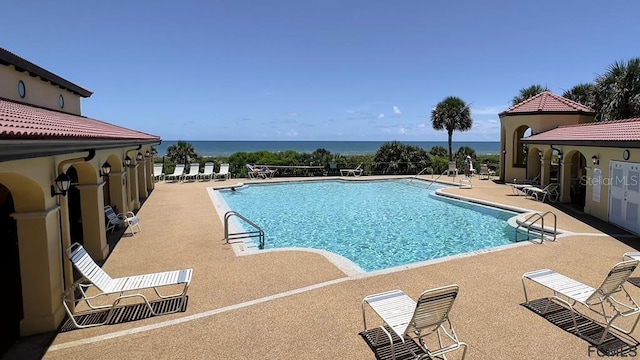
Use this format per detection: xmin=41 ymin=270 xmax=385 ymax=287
xmin=464 ymin=155 xmax=472 ymax=177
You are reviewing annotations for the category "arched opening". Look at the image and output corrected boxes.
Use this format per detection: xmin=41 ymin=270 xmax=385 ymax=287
xmin=526 ymin=146 xmax=542 ymax=181
xmin=66 ymin=166 xmax=83 ymax=247
xmin=566 ymin=151 xmax=587 ymax=210
xmin=0 ymin=183 xmax=22 ymax=357
xmin=512 ymin=126 xmax=531 ymax=168
xmin=103 ymin=154 xmax=122 ymax=212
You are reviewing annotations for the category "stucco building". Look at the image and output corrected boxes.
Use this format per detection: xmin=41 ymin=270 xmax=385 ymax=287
xmin=0 ymin=48 xmax=159 ymax=353
xmin=500 ymin=91 xmax=640 ymax=236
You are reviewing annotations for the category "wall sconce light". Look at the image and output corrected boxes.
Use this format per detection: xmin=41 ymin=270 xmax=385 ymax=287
xmin=100 ymin=161 xmax=112 ymax=176
xmin=145 ymin=150 xmax=151 ymax=158
xmin=538 ymin=150 xmax=543 ymax=158
xmin=592 ymin=155 xmax=599 ymax=165
xmin=557 ymin=152 xmax=563 ymax=160
xmin=51 ymin=173 xmax=72 ymax=197
xmin=124 ymin=156 xmax=132 ymax=167
xmin=136 ymin=152 xmax=143 ymax=161
xmin=502 ymin=149 xmax=506 ymax=155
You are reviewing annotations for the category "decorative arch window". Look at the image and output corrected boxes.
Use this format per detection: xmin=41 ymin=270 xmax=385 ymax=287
xmin=18 ymin=80 xmax=26 ymax=98
xmin=59 ymin=95 xmax=65 ymax=108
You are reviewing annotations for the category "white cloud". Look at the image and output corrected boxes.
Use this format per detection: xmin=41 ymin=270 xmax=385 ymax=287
xmin=418 ymin=123 xmax=426 ymax=128
xmin=398 ymin=127 xmax=407 ymax=134
xmin=282 ymin=112 xmax=299 ymax=117
xmin=471 ymin=105 xmax=507 ymax=116
xmin=378 ymin=113 xmax=385 ymax=118
xmin=285 ymin=129 xmax=298 ymax=137
xmin=393 ymin=105 xmax=402 ymax=115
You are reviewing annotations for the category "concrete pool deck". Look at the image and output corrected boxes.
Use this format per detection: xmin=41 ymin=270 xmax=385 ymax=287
xmin=19 ymin=175 xmax=640 ymax=359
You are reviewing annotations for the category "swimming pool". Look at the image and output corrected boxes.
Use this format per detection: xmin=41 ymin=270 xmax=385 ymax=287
xmin=216 ymin=180 xmax=519 ymax=272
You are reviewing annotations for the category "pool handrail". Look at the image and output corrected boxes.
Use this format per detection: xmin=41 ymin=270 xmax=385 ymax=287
xmin=224 ymin=211 xmax=265 ymax=250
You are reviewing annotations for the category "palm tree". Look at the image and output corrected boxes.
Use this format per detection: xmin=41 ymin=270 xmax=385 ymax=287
xmin=562 ymin=83 xmax=596 ymax=107
xmin=511 ymin=84 xmax=549 ymax=106
xmin=592 ymin=58 xmax=640 ymax=121
xmin=166 ymin=141 xmax=198 ymax=165
xmin=431 ymin=96 xmax=473 ymax=161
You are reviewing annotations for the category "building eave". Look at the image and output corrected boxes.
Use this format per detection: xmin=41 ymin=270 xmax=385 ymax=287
xmin=520 ymin=139 xmax=640 ymax=148
xmin=0 ymin=139 xmax=161 ymax=162
xmin=0 ymin=48 xmax=93 ymax=98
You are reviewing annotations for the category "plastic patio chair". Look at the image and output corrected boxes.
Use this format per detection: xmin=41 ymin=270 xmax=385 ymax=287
xmin=199 ymin=162 xmax=215 ymax=181
xmin=182 ymin=163 xmax=201 ymax=182
xmin=215 ymin=163 xmax=230 ymax=180
xmin=104 ymin=205 xmax=141 ymax=235
xmin=165 ymin=164 xmax=185 ymax=183
xmin=340 ymin=163 xmax=363 ymax=177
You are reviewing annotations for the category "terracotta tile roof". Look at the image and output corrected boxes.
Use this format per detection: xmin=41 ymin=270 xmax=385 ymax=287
xmin=0 ymin=99 xmax=159 ymax=140
xmin=523 ymin=117 xmax=640 ymax=142
xmin=500 ymin=91 xmax=595 ymax=116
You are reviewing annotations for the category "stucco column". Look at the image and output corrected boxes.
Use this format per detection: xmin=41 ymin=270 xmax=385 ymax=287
xmin=540 ymin=160 xmax=550 ymax=187
xmin=128 ymin=164 xmax=140 ymax=210
xmin=76 ymin=182 xmax=109 ymax=260
xmin=12 ymin=206 xmax=66 ymax=335
xmin=560 ymin=160 xmax=573 ymax=203
xmin=107 ymin=171 xmax=127 ymax=214
xmin=146 ymin=157 xmax=154 ymax=192
xmin=584 ymin=167 xmax=593 ymax=214
xmin=137 ymin=160 xmax=148 ymax=202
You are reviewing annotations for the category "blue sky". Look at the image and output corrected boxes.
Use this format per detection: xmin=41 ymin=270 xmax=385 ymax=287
xmin=4 ymin=1 xmax=639 ymax=141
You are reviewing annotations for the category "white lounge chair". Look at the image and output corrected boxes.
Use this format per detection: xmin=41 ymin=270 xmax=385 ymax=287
xmin=509 ymin=183 xmax=534 ymax=195
xmin=182 ymin=163 xmax=201 ymax=182
xmin=165 ymin=164 xmax=185 ymax=183
xmin=447 ymin=161 xmax=458 ymax=177
xmin=199 ymin=162 xmax=215 ymax=181
xmin=362 ymin=284 xmax=467 ymax=360
xmin=479 ymin=164 xmax=494 ymax=180
xmin=525 ymin=183 xmax=559 ymax=202
xmin=104 ymin=205 xmax=141 ymax=235
xmin=215 ymin=163 xmax=230 ymax=180
xmin=153 ymin=163 xmax=164 ymax=182
xmin=522 ymin=260 xmax=640 ymax=346
xmin=259 ymin=165 xmax=277 ymax=178
xmin=514 ymin=174 xmax=540 ymax=186
xmin=63 ymin=243 xmax=193 ymax=329
xmin=340 ymin=163 xmax=363 ymax=177
xmin=246 ymin=164 xmax=265 ymax=179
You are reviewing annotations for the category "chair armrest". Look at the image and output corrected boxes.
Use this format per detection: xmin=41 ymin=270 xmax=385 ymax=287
xmin=117 ymin=212 xmax=136 ymax=219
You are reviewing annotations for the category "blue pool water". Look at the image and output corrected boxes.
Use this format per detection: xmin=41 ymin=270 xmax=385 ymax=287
xmin=218 ymin=180 xmax=518 ymax=272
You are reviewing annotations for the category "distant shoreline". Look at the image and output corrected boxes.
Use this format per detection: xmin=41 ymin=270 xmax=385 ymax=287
xmin=155 ymin=140 xmax=501 ymax=157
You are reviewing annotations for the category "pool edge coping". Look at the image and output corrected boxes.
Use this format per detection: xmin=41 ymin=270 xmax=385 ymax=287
xmin=207 ymin=179 xmax=584 ymax=278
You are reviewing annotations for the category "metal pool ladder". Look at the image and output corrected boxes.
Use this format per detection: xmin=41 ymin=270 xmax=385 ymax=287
xmin=224 ymin=211 xmax=265 ymax=249
xmin=515 ymin=211 xmax=557 ymax=244
xmin=422 ymin=169 xmax=450 ymax=190
xmin=409 ymin=167 xmax=431 ymax=182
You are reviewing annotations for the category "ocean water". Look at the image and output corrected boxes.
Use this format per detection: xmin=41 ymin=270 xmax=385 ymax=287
xmin=155 ymin=141 xmax=500 ymax=157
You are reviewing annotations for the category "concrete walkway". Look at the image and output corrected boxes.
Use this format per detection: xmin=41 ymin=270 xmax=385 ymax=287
xmin=17 ymin=175 xmax=640 ymax=359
